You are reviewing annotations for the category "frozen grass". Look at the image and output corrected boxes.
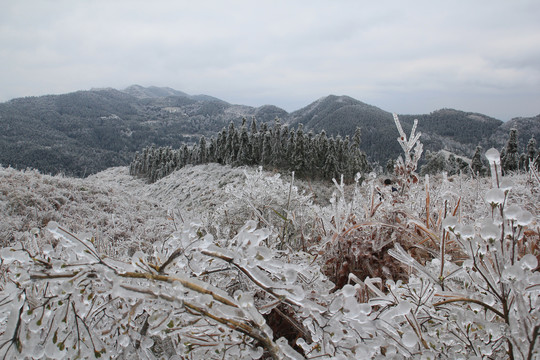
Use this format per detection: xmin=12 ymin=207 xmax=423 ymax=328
xmin=1 ymin=136 xmax=539 ymax=359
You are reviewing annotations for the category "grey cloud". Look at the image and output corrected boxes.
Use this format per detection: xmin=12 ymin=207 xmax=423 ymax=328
xmin=1 ymin=0 xmax=539 ymax=120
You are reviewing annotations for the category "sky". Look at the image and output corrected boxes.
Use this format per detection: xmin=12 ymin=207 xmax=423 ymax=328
xmin=1 ymin=1 xmax=539 ymax=121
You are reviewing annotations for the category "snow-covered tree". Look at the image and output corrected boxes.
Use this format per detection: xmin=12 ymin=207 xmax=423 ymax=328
xmin=502 ymin=128 xmax=519 ymax=174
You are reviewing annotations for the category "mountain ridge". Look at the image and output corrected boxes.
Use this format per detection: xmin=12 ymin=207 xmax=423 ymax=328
xmin=1 ymin=85 xmax=538 ymax=176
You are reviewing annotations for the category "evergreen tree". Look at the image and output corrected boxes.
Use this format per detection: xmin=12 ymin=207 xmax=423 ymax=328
xmin=237 ymin=125 xmax=252 ymax=165
xmin=420 ymin=150 xmax=447 ymax=175
xmin=471 ymin=146 xmax=485 ymax=176
xmin=129 ymin=121 xmax=373 ymax=183
xmin=207 ymin=137 xmax=217 ymax=163
xmin=225 ymin=122 xmax=237 ymax=164
xmin=286 ymin=128 xmax=296 ymax=171
xmin=315 ymin=130 xmax=329 ymax=177
xmin=502 ymin=128 xmax=519 ymax=173
xmin=271 ymin=118 xmax=283 ymax=168
xmin=215 ymin=129 xmax=226 ymax=164
xmin=353 ymin=127 xmax=362 ymax=148
xmin=292 ymin=124 xmax=306 ymax=173
xmin=250 ymin=117 xmax=258 ymax=136
xmin=323 ymin=139 xmax=339 ymax=179
xmin=526 ymin=136 xmax=537 ymax=170
xmin=250 ymin=133 xmax=261 ymax=165
xmin=198 ymin=136 xmax=207 ymax=164
xmin=261 ymin=131 xmax=273 ymax=167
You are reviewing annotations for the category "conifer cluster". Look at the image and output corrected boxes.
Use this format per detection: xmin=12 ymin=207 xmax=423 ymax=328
xmin=129 ymin=118 xmax=371 ymax=183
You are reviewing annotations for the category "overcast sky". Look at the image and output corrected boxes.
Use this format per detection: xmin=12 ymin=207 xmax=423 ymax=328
xmin=1 ymin=1 xmax=539 ymax=120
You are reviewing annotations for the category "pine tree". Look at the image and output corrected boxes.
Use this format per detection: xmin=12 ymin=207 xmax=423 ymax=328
xmin=292 ymin=124 xmax=306 ymax=173
xmin=250 ymin=133 xmax=261 ymax=165
xmin=502 ymin=128 xmax=519 ymax=173
xmin=216 ymin=129 xmax=226 ymax=164
xmin=261 ymin=131 xmax=273 ymax=167
xmin=225 ymin=122 xmax=237 ymax=164
xmin=315 ymin=130 xmax=329 ymax=177
xmin=471 ymin=146 xmax=485 ymax=176
xmin=237 ymin=125 xmax=252 ymax=165
xmin=250 ymin=117 xmax=258 ymax=136
xmin=353 ymin=127 xmax=362 ymax=148
xmin=420 ymin=150 xmax=447 ymax=175
xmin=526 ymin=136 xmax=537 ymax=170
xmin=271 ymin=118 xmax=283 ymax=168
xmin=323 ymin=140 xmax=339 ymax=179
xmin=207 ymin=137 xmax=217 ymax=163
xmin=198 ymin=136 xmax=207 ymax=164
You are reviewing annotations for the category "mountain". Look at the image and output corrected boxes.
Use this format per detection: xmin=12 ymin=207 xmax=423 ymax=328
xmin=489 ymin=114 xmax=540 ymax=150
xmin=399 ymin=109 xmax=504 ymax=158
xmin=288 ymin=95 xmax=398 ymax=162
xmin=0 ymin=86 xmax=538 ymax=177
xmin=0 ymin=86 xmax=285 ymax=176
xmin=287 ymin=96 xmax=519 ymax=164
xmin=122 ymin=84 xmax=190 ymax=99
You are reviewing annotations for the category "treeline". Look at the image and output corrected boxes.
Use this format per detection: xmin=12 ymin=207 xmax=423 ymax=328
xmin=420 ymin=128 xmax=539 ymax=176
xmin=129 ymin=118 xmax=371 ymax=183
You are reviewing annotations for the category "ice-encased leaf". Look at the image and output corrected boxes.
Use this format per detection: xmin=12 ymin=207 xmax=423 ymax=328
xmin=118 ymin=334 xmax=130 ymax=347
xmin=249 ymin=346 xmax=264 ymax=359
xmin=455 ymin=224 xmax=475 ymax=239
xmin=485 ymin=148 xmax=500 ymax=163
xmin=402 ymin=330 xmax=418 ymax=348
xmin=480 ymin=220 xmax=500 ymax=241
xmin=502 ymin=265 xmax=522 ymax=281
xmin=443 ymin=216 xmax=458 ymax=231
xmin=215 ymin=303 xmax=246 ymax=320
xmin=520 ymin=254 xmax=538 ymax=270
xmin=276 ymin=337 xmax=304 ymax=360
xmin=517 ymin=210 xmax=533 ymax=226
xmin=140 ymin=336 xmax=154 ymax=349
xmin=485 ymin=188 xmax=505 ymax=205
xmin=284 ymin=268 xmax=298 ymax=283
xmin=394 ymin=301 xmax=413 ymax=316
xmin=329 ymin=297 xmax=343 ymax=313
xmin=342 ymin=284 xmax=356 ymax=297
xmin=499 ymin=178 xmax=513 ymax=192
xmin=504 ymin=204 xmax=522 ymax=221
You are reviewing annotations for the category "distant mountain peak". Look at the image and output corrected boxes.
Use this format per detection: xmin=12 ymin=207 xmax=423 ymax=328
xmin=122 ymin=85 xmax=189 ymax=99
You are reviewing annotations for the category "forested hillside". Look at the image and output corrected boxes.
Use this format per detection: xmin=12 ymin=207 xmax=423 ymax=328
xmin=1 ymin=85 xmax=538 ymax=177
xmin=0 ymin=87 xmax=281 ymax=176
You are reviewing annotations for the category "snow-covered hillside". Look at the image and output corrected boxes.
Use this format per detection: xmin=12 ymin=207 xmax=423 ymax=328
xmin=1 ymin=163 xmax=324 ymax=255
xmin=1 ymin=149 xmax=539 ymax=358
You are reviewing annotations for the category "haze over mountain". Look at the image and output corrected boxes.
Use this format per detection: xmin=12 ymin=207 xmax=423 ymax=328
xmin=0 ymin=86 xmax=538 ymax=177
